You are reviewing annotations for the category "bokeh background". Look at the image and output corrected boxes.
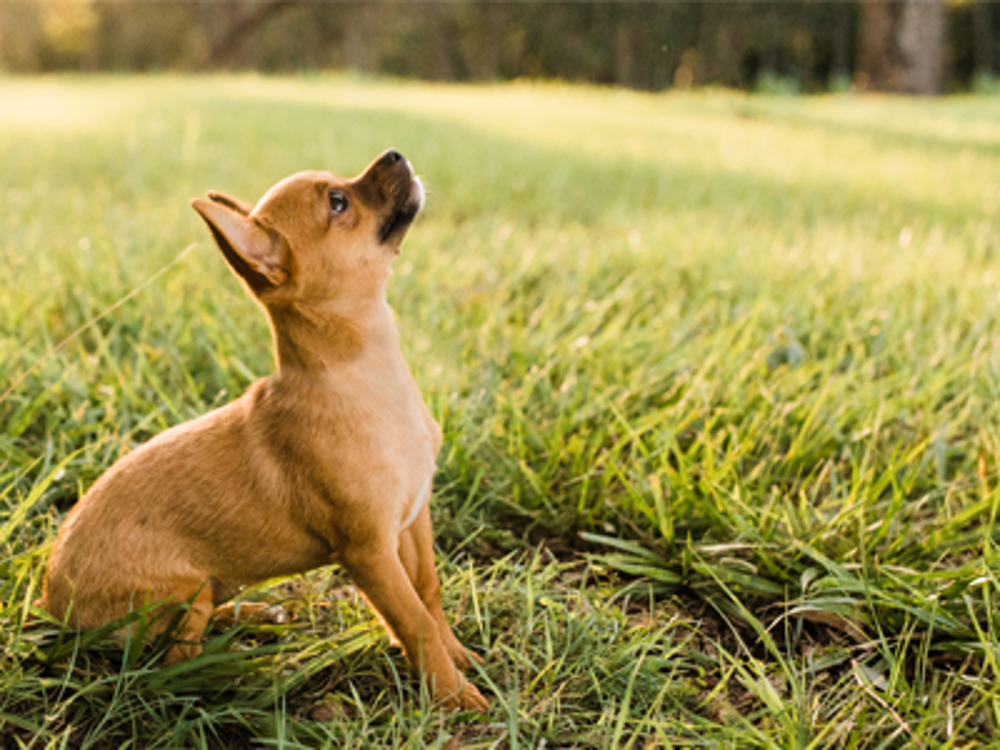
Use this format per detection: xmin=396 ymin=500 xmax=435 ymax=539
xmin=4 ymin=3 xmax=1000 ymax=746
xmin=1 ymin=0 xmax=997 ymax=95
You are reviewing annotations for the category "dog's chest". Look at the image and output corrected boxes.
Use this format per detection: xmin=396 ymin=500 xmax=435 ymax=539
xmin=286 ymin=362 xmax=440 ymax=531
xmin=380 ymin=403 xmax=439 ymax=533
xmin=399 ymin=455 xmax=436 ymax=531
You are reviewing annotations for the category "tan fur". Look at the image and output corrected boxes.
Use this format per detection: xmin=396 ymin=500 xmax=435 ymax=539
xmin=38 ymin=150 xmax=487 ymax=711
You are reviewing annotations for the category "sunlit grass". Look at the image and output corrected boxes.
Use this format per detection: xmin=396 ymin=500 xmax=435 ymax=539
xmin=2 ymin=75 xmax=1000 ymax=746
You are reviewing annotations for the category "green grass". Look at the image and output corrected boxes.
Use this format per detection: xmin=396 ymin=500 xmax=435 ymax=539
xmin=2 ymin=74 xmax=1000 ymax=747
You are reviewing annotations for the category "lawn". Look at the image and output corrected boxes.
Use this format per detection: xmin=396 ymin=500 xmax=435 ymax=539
xmin=1 ymin=75 xmax=1000 ymax=747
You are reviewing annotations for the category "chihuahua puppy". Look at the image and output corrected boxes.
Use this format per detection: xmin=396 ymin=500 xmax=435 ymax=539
xmin=39 ymin=150 xmax=487 ymax=712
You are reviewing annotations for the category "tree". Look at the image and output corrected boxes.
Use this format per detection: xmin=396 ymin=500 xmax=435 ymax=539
xmin=973 ymin=0 xmax=995 ymax=81
xmin=856 ymin=0 xmax=945 ymax=94
xmin=206 ymin=0 xmax=300 ymax=68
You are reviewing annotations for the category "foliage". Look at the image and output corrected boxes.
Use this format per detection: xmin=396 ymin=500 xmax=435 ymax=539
xmin=0 ymin=2 xmax=996 ymax=93
xmin=1 ymin=76 xmax=1000 ymax=746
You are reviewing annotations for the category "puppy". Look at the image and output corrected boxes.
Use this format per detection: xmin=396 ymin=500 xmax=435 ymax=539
xmin=38 ymin=149 xmax=488 ymax=712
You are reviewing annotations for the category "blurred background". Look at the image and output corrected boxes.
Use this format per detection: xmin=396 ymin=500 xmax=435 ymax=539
xmin=0 ymin=0 xmax=996 ymax=95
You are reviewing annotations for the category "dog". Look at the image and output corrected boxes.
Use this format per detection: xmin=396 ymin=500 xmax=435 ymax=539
xmin=37 ymin=149 xmax=488 ymax=712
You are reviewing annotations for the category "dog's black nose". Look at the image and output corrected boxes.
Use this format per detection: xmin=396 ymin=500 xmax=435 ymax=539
xmin=381 ymin=149 xmax=404 ymax=167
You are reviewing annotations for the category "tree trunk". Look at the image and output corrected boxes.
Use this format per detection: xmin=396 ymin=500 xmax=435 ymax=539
xmin=614 ymin=6 xmax=636 ymax=88
xmin=830 ymin=4 xmax=851 ymax=82
xmin=899 ymin=0 xmax=944 ymax=94
xmin=695 ymin=3 xmax=744 ymax=87
xmin=973 ymin=0 xmax=995 ymax=77
xmin=428 ymin=5 xmax=457 ymax=81
xmin=856 ymin=0 xmax=944 ymax=94
xmin=208 ymin=0 xmax=299 ymax=68
xmin=857 ymin=0 xmax=903 ymax=91
xmin=343 ymin=3 xmax=374 ymax=73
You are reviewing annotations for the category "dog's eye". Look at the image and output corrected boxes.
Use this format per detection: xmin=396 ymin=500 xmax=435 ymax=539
xmin=329 ymin=191 xmax=349 ymax=216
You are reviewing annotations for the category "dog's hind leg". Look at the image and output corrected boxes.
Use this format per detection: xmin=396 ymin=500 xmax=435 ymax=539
xmin=399 ymin=504 xmax=482 ymax=672
xmin=162 ymin=581 xmax=215 ymax=665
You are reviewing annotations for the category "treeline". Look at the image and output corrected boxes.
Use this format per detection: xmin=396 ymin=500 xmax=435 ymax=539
xmin=0 ymin=1 xmax=996 ymax=94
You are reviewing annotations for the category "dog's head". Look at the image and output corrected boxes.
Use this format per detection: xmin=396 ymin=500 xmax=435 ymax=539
xmin=191 ymin=149 xmax=423 ymax=309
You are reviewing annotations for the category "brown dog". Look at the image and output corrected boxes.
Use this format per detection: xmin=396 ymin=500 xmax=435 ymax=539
xmin=38 ymin=150 xmax=488 ymax=712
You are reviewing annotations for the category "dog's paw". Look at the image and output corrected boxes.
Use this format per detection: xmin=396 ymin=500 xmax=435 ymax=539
xmin=443 ymin=632 xmax=483 ymax=671
xmin=212 ymin=601 xmax=289 ymax=626
xmin=450 ymin=644 xmax=484 ymax=672
xmin=453 ymin=678 xmax=489 ymax=713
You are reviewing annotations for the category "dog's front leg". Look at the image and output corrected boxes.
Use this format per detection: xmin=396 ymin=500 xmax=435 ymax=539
xmin=398 ymin=503 xmax=482 ymax=671
xmin=341 ymin=539 xmax=488 ymax=711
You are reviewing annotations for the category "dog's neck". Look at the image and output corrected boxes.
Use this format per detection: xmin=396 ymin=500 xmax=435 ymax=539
xmin=268 ymin=296 xmax=397 ymax=374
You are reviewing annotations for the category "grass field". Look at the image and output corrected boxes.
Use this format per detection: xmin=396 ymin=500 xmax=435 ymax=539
xmin=1 ymin=75 xmax=1000 ymax=747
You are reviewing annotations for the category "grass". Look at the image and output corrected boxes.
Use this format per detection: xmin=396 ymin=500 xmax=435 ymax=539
xmin=1 ymin=74 xmax=1000 ymax=747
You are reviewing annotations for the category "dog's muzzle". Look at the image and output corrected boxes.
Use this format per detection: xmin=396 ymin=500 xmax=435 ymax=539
xmin=370 ymin=150 xmax=423 ymax=245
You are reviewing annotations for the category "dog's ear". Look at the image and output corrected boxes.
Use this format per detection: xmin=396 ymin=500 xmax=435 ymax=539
xmin=191 ymin=198 xmax=288 ymax=291
xmin=206 ymin=190 xmax=254 ymax=216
